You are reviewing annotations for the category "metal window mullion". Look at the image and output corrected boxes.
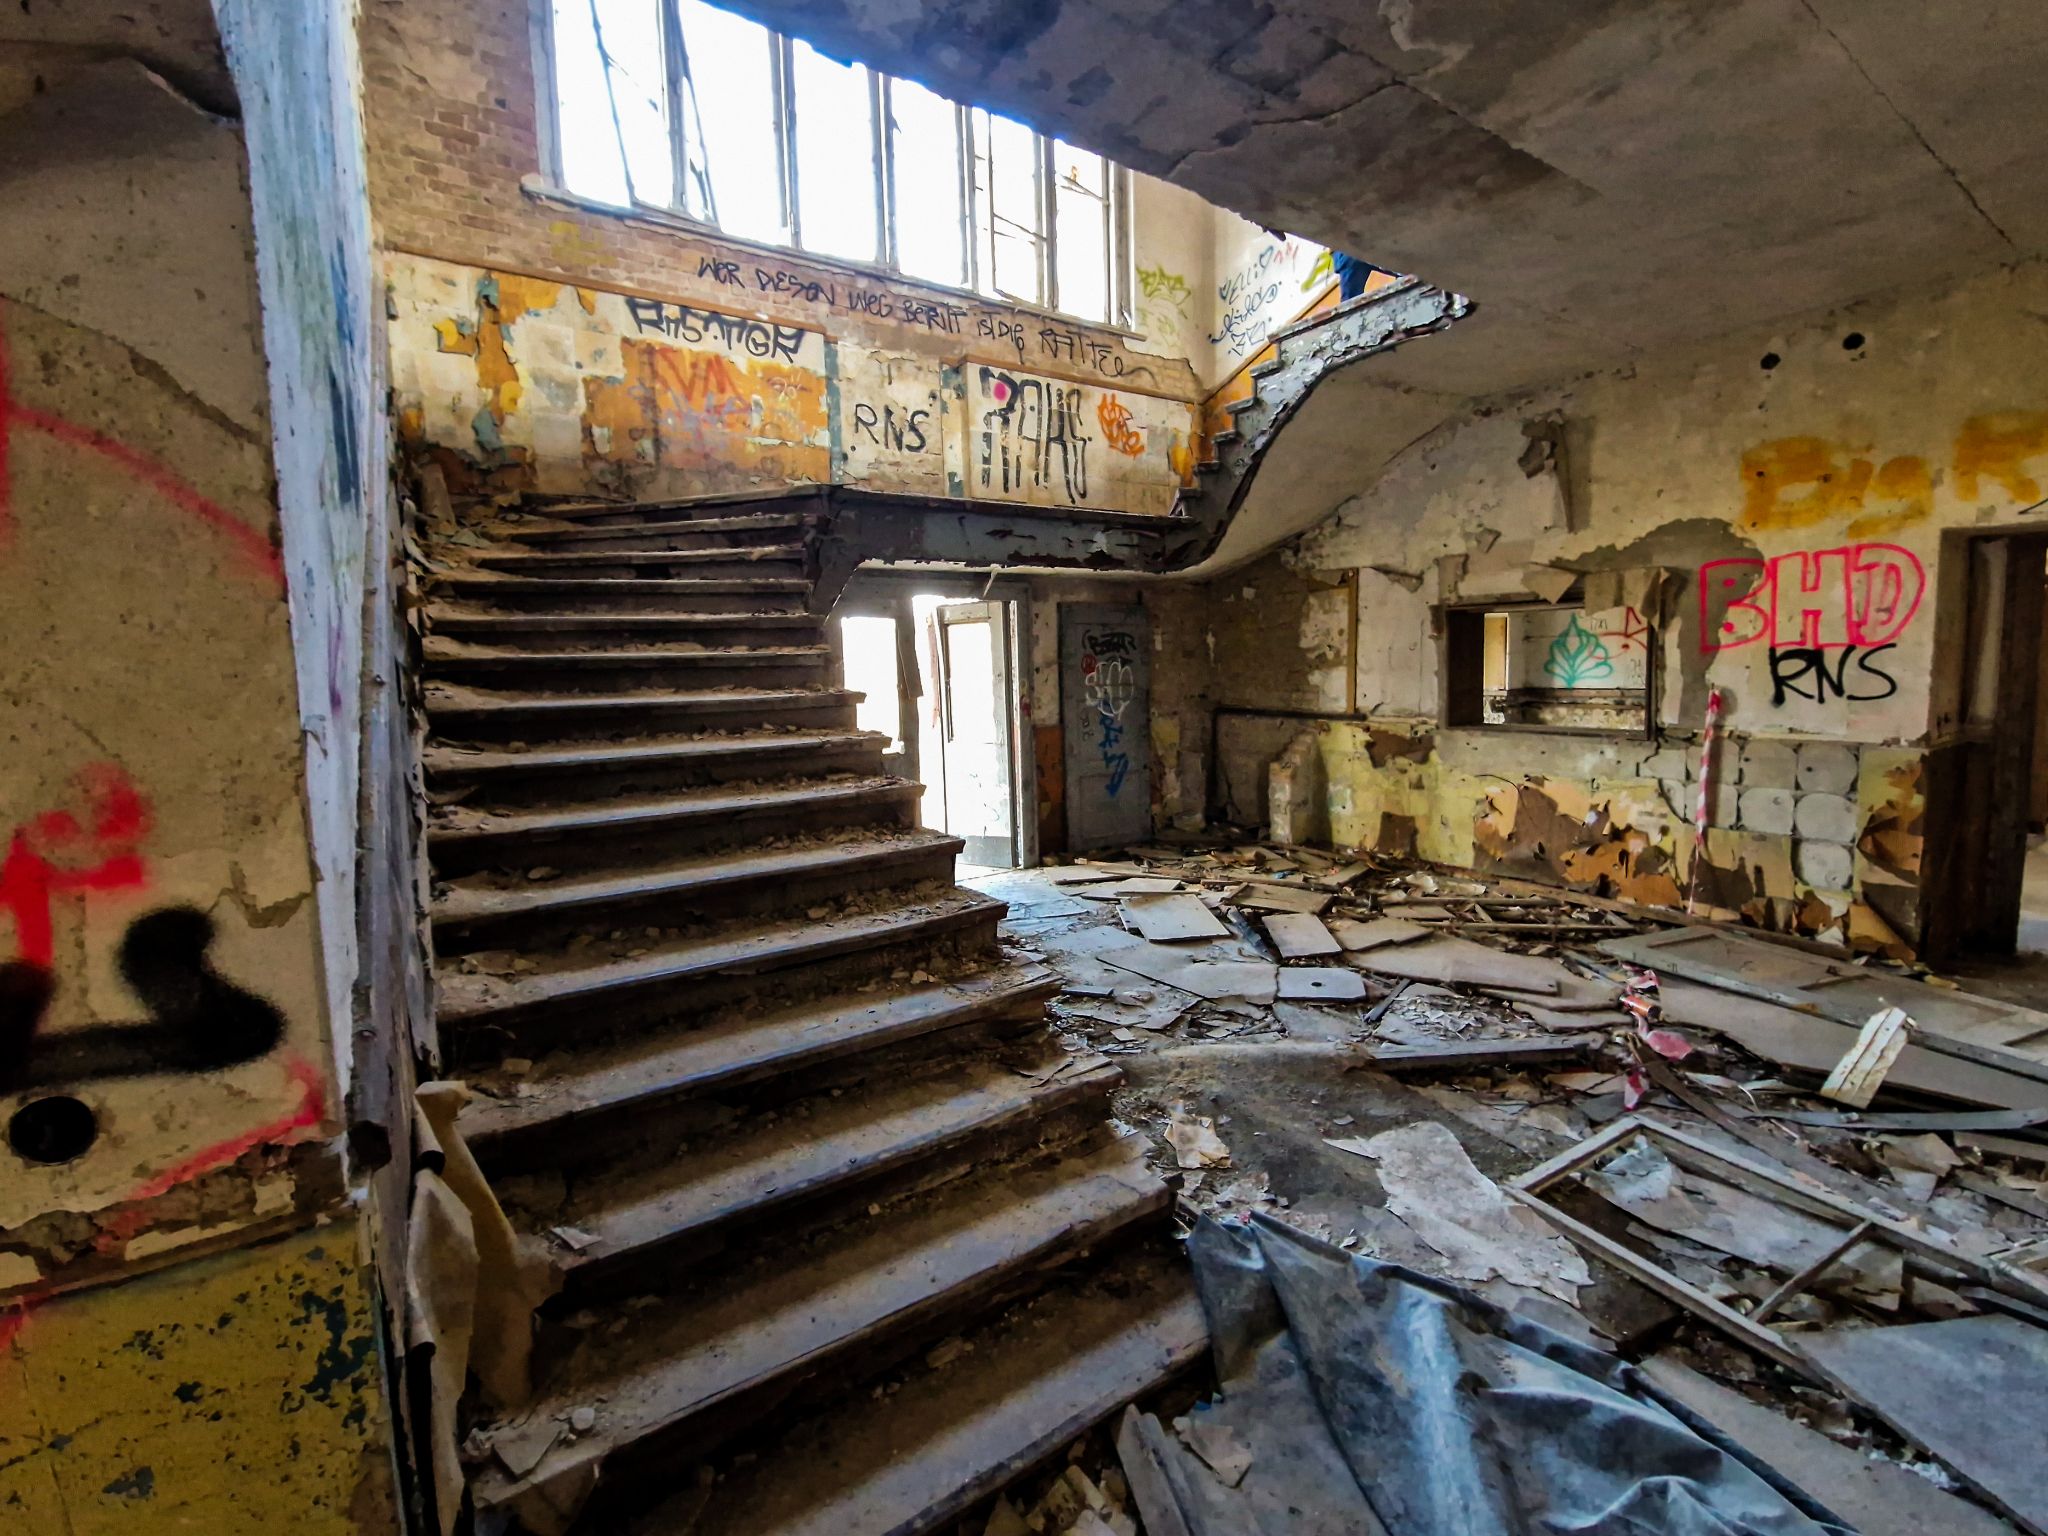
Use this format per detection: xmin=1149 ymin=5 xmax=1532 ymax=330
xmin=956 ymin=103 xmax=976 ymax=292
xmin=870 ymin=69 xmax=892 ymax=269
xmin=772 ymin=31 xmax=799 ymax=247
xmin=1036 ymin=133 xmax=1054 ymax=310
xmin=659 ymin=0 xmax=690 ymax=216
xmin=1110 ymin=163 xmax=1132 ymax=327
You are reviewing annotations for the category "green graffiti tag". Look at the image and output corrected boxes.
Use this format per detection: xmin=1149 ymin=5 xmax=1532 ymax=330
xmin=1542 ymin=614 xmax=1615 ymax=687
xmin=1136 ymin=264 xmax=1191 ymax=308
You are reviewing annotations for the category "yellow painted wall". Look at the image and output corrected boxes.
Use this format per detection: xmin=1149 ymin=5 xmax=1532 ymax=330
xmin=0 ymin=1220 xmax=395 ymax=1534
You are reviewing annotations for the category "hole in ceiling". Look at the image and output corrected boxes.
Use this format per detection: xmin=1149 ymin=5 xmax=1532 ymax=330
xmin=1760 ymin=352 xmax=1781 ymax=370
xmin=1842 ymin=332 xmax=1865 ymax=351
xmin=9 ymin=1095 xmax=98 ymax=1164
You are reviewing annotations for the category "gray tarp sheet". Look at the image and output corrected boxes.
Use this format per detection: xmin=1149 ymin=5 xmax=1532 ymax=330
xmin=1174 ymin=1213 xmax=1855 ymax=1535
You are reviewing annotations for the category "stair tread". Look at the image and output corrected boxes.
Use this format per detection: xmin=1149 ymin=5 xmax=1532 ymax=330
xmin=433 ymin=828 xmax=963 ymax=927
xmin=425 ymin=641 xmax=829 ymax=664
xmin=424 ymin=727 xmax=882 ymax=778
xmin=430 ymin=775 xmax=915 ymax=845
xmin=424 ymin=682 xmax=854 ymax=715
xmin=436 ymin=888 xmax=1003 ymax=1025
xmin=523 ymin=1052 xmax=1120 ymax=1279
xmin=458 ymin=968 xmax=1060 ymax=1153
xmin=469 ymin=1134 xmax=1165 ymax=1513
xmin=510 ymin=512 xmax=807 ymax=542
xmin=432 ymin=573 xmax=811 ymax=593
xmin=427 ymin=607 xmax=822 ymax=630
xmin=667 ymin=1253 xmax=1205 ymax=1536
xmin=478 ymin=543 xmax=804 ymax=566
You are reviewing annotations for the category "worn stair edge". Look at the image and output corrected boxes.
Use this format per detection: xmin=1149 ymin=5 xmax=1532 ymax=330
xmin=469 ymin=1134 xmax=1167 ymax=1518
xmin=436 ymin=890 xmax=1005 ymax=1028
xmin=458 ymin=969 xmax=1062 ymax=1161
xmin=662 ymin=1255 xmax=1207 ymax=1536
xmin=546 ymin=1060 xmax=1123 ymax=1286
xmin=430 ymin=574 xmax=811 ymax=595
xmin=429 ymin=777 xmax=918 ymax=856
xmin=476 ymin=544 xmax=805 ymax=568
xmin=425 ymin=686 xmax=858 ymax=721
xmin=426 ymin=609 xmax=824 ymax=633
xmin=425 ymin=729 xmax=880 ymax=784
xmin=425 ymin=643 xmax=829 ymax=666
xmin=432 ymin=829 xmax=964 ymax=935
xmin=506 ymin=513 xmax=808 ymax=543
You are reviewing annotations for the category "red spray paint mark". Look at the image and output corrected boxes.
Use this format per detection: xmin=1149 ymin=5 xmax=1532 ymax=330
xmin=1 ymin=1053 xmax=327 ymax=1354
xmin=0 ymin=764 xmax=152 ymax=968
xmin=0 ymin=318 xmax=283 ymax=586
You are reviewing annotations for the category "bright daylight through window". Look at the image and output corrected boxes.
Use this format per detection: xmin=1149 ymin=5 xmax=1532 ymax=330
xmin=550 ymin=0 xmax=1128 ymax=325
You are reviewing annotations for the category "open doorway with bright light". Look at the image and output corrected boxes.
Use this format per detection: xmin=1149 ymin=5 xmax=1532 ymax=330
xmin=834 ymin=580 xmax=1031 ymax=873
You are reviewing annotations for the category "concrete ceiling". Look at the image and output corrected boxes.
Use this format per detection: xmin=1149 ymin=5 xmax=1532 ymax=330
xmin=725 ymin=0 xmax=2045 ymax=397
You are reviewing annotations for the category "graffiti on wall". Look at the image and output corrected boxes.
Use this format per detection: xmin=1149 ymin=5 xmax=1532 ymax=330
xmin=1541 ymin=615 xmax=1615 ymax=687
xmin=851 ymin=401 xmax=933 ymax=455
xmin=624 ymin=296 xmax=807 ymax=361
xmin=1136 ymin=263 xmax=1192 ymax=351
xmin=1097 ymin=394 xmax=1146 ymax=458
xmin=1080 ymin=627 xmax=1137 ymax=797
xmin=977 ymin=367 xmax=1092 ymax=505
xmin=1699 ymin=543 xmax=1925 ymax=653
xmin=1210 ymin=237 xmax=1322 ymax=359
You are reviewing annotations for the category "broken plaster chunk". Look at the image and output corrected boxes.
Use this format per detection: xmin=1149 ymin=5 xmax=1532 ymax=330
xmin=1178 ymin=1418 xmax=1253 ymax=1488
xmin=1165 ymin=1114 xmax=1231 ymax=1169
xmin=1792 ymin=791 xmax=1858 ymax=844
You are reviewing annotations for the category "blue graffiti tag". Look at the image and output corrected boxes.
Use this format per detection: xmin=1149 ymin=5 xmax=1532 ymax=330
xmin=1081 ymin=628 xmax=1138 ymax=798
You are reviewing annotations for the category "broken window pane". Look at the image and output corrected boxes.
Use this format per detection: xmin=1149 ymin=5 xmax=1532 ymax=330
xmin=973 ymin=108 xmax=1044 ymax=305
xmin=553 ymin=0 xmax=672 ymax=206
xmin=791 ymin=39 xmax=879 ymax=263
xmin=890 ymin=78 xmax=966 ymax=290
xmin=552 ymin=0 xmax=632 ymax=204
xmin=673 ymin=0 xmax=783 ymax=242
xmin=1053 ymin=140 xmax=1110 ymax=323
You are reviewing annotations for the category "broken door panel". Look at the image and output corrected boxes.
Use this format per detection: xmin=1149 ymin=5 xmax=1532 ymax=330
xmin=1061 ymin=604 xmax=1151 ymax=851
xmin=937 ymin=600 xmax=1018 ymax=867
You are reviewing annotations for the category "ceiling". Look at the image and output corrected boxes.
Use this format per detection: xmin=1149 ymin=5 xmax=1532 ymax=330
xmin=723 ymin=0 xmax=2045 ymax=398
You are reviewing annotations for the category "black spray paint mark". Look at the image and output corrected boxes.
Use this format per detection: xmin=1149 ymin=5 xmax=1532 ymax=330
xmin=0 ymin=906 xmax=286 ymax=1094
xmin=1767 ymin=643 xmax=1899 ymax=707
xmin=851 ymin=401 xmax=932 ymax=454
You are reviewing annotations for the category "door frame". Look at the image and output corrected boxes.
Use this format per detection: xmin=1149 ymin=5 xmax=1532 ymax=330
xmin=832 ymin=571 xmax=1039 ymax=870
xmin=1921 ymin=525 xmax=2048 ymax=962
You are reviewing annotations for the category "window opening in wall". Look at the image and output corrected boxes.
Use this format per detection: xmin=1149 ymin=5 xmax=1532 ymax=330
xmin=548 ymin=0 xmax=1130 ymax=325
xmin=1445 ymin=600 xmax=1652 ymax=734
xmin=911 ymin=594 xmax=1022 ymax=871
xmin=838 ymin=615 xmax=903 ymax=755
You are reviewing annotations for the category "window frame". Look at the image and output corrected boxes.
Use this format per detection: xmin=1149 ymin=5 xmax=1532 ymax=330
xmin=1439 ymin=596 xmax=1658 ymax=741
xmin=550 ymin=0 xmax=1132 ymax=328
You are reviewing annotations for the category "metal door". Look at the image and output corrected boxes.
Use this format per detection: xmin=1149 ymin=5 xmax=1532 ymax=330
xmin=1060 ymin=604 xmax=1150 ymax=850
xmin=935 ymin=601 xmax=1018 ymax=867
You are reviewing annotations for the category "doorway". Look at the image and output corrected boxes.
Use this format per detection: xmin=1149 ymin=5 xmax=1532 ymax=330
xmin=1923 ymin=530 xmax=2048 ymax=961
xmin=834 ymin=583 xmax=1029 ymax=871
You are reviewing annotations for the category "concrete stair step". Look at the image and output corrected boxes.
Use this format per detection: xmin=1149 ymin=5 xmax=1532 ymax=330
xmin=424 ymin=685 xmax=861 ymax=743
xmin=435 ymin=887 xmax=1006 ymax=1043
xmin=428 ymin=572 xmax=812 ymax=613
xmin=428 ymin=776 xmax=920 ymax=874
xmin=457 ymin=969 xmax=1062 ymax=1170
xmin=432 ymin=828 xmax=965 ymax=952
xmin=649 ymin=1249 xmax=1205 ymax=1536
xmin=424 ymin=729 xmax=885 ymax=805
xmin=505 ymin=511 xmax=809 ymax=548
xmin=424 ymin=641 xmax=830 ymax=693
xmin=473 ymin=544 xmax=805 ymax=580
xmin=425 ymin=607 xmax=825 ymax=651
xmin=526 ymin=490 xmax=822 ymax=527
xmin=468 ymin=1134 xmax=1168 ymax=1522
xmin=517 ymin=1052 xmax=1122 ymax=1298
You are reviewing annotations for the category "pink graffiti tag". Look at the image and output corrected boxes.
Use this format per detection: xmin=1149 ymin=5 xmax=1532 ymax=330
xmin=1699 ymin=543 xmax=1925 ymax=654
xmin=0 ymin=311 xmax=283 ymax=585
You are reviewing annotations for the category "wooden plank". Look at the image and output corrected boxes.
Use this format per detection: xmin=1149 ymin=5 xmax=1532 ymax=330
xmin=1262 ymin=912 xmax=1341 ymax=958
xmin=1348 ymin=935 xmax=1565 ymax=995
xmin=1115 ymin=1408 xmax=1198 ymax=1536
xmin=1355 ymin=1038 xmax=1591 ymax=1073
xmin=1122 ymin=894 xmax=1230 ymax=942
xmin=1819 ymin=1006 xmax=1912 ymax=1107
xmin=1226 ymin=884 xmax=1332 ymax=915
xmin=1081 ymin=877 xmax=1185 ymax=900
xmin=1275 ymin=967 xmax=1366 ymax=1001
xmin=1328 ymin=916 xmax=1430 ymax=952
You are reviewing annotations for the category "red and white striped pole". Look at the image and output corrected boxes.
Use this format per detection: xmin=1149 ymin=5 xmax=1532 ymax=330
xmin=1685 ymin=686 xmax=1725 ymax=914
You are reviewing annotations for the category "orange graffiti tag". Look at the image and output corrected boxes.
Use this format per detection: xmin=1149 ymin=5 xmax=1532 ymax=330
xmin=1953 ymin=410 xmax=2048 ymax=505
xmin=1739 ymin=436 xmax=1930 ymax=535
xmin=1097 ymin=393 xmax=1146 ymax=458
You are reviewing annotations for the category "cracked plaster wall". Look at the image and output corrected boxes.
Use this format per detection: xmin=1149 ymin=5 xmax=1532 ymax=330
xmin=1151 ymin=263 xmax=2048 ymax=954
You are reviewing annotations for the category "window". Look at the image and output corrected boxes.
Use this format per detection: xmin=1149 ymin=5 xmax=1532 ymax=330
xmin=1443 ymin=600 xmax=1653 ymax=734
xmin=549 ymin=0 xmax=1129 ymax=325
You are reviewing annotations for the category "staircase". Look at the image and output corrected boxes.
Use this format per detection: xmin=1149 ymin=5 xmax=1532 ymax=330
xmin=418 ymin=494 xmax=1205 ymax=1534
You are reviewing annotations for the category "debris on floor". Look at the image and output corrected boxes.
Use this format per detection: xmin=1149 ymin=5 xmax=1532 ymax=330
xmin=964 ymin=837 xmax=2048 ymax=1535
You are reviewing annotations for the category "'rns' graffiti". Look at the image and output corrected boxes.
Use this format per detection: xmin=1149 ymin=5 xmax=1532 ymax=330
xmin=851 ymin=401 xmax=932 ymax=455
xmin=1768 ymin=644 xmax=1899 ymax=708
xmin=1699 ymin=543 xmax=1925 ymax=654
xmin=625 ymin=296 xmax=808 ymax=362
xmin=978 ymin=368 xmax=1092 ymax=504
xmin=1080 ymin=628 xmax=1138 ymax=797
